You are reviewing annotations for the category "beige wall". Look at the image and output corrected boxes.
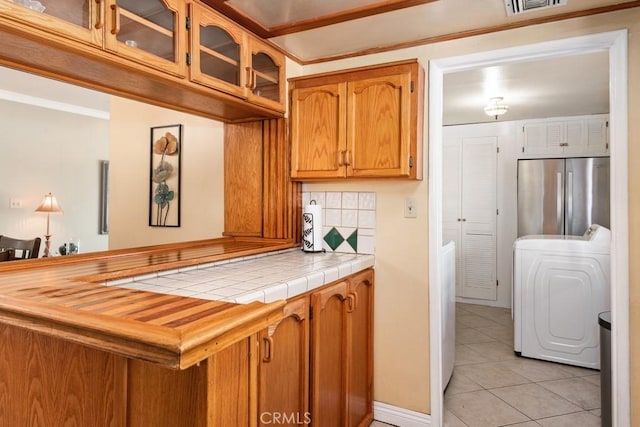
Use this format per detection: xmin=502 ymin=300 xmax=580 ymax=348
xmin=293 ymin=7 xmax=640 ymax=416
xmin=0 ymin=99 xmax=109 ymax=254
xmin=108 ymin=96 xmax=225 ymax=249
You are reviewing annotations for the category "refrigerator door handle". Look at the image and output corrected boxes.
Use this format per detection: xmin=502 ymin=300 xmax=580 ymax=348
xmin=557 ymin=172 xmax=563 ymax=227
xmin=567 ymin=171 xmax=574 ymax=227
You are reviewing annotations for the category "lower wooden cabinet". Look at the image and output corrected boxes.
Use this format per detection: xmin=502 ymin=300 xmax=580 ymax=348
xmin=256 ymin=268 xmax=374 ymax=427
xmin=257 ymin=296 xmax=310 ymax=426
xmin=310 ymin=269 xmax=374 ymax=427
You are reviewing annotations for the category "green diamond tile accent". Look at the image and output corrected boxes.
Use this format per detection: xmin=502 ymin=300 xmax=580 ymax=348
xmin=346 ymin=229 xmax=358 ymax=252
xmin=324 ymin=227 xmax=344 ymax=251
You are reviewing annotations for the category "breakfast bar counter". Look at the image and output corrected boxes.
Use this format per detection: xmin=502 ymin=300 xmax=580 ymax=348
xmin=0 ymin=236 xmax=375 ymax=426
xmin=0 ymin=237 xmax=297 ymax=370
xmin=0 ymin=237 xmax=297 ymax=426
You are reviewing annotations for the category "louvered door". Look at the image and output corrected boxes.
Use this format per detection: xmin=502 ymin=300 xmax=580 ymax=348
xmin=460 ymin=137 xmax=497 ymax=300
xmin=442 ymin=138 xmax=463 ymax=295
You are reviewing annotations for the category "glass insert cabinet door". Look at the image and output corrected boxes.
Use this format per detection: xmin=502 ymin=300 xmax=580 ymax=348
xmin=105 ymin=0 xmax=186 ymax=77
xmin=247 ymin=38 xmax=285 ymax=111
xmin=0 ymin=0 xmax=104 ymax=45
xmin=189 ymin=2 xmax=246 ymax=98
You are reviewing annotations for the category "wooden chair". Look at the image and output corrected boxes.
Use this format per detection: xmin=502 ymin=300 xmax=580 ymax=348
xmin=0 ymin=249 xmax=14 ymax=262
xmin=0 ymin=236 xmax=41 ymax=259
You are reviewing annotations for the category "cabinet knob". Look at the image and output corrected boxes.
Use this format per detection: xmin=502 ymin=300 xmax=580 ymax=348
xmin=462 ymin=218 xmax=467 ymax=222
xmin=457 ymin=218 xmax=461 ymax=222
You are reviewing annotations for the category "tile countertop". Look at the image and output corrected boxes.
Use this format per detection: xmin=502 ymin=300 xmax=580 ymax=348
xmin=107 ymin=248 xmax=375 ymax=304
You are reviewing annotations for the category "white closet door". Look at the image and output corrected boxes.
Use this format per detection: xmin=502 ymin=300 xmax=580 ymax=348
xmin=442 ymin=139 xmax=462 ymax=294
xmin=461 ymin=137 xmax=497 ymax=300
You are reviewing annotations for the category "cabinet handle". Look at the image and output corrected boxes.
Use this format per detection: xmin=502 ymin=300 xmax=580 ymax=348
xmin=95 ymin=0 xmax=104 ymax=29
xmin=462 ymin=218 xmax=467 ymax=222
xmin=347 ymin=293 xmax=356 ymax=313
xmin=262 ymin=336 xmax=274 ymax=363
xmin=457 ymin=218 xmax=461 ymax=222
xmin=344 ymin=150 xmax=352 ymax=166
xmin=251 ymin=70 xmax=258 ymax=90
xmin=338 ymin=150 xmax=345 ymax=167
xmin=245 ymin=67 xmax=252 ymax=89
xmin=110 ymin=4 xmax=120 ymax=35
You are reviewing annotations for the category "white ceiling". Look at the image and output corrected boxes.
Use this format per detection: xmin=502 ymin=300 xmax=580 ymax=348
xmin=258 ymin=0 xmax=636 ymax=62
xmin=443 ymin=51 xmax=610 ymax=125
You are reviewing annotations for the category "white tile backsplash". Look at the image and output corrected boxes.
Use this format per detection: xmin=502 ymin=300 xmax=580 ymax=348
xmin=301 ymin=191 xmax=377 ymax=255
xmin=358 ymin=192 xmax=376 ymax=210
xmin=358 ymin=210 xmax=376 ymax=229
xmin=341 ymin=209 xmax=358 ymax=227
xmin=342 ymin=192 xmax=359 ymax=209
xmin=325 ymin=192 xmax=342 ymax=209
xmin=325 ymin=208 xmax=342 ymax=226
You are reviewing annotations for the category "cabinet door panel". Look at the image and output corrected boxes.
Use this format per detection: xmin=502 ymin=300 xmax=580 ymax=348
xmin=189 ymin=2 xmax=247 ymax=96
xmin=347 ymin=271 xmax=374 ymax=427
xmin=347 ymin=72 xmax=411 ymax=177
xmin=247 ymin=37 xmax=286 ymax=112
xmin=0 ymin=0 xmax=103 ymax=46
xmin=258 ymin=297 xmax=309 ymax=427
xmin=311 ymin=281 xmax=348 ymax=427
xmin=105 ymin=0 xmax=186 ymax=77
xmin=290 ymin=84 xmax=347 ymax=179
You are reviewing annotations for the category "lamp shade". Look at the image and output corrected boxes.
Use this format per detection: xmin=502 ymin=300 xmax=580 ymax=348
xmin=35 ymin=192 xmax=63 ymax=214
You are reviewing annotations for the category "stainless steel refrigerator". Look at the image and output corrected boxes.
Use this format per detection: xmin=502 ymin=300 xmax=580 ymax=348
xmin=517 ymin=157 xmax=610 ymax=237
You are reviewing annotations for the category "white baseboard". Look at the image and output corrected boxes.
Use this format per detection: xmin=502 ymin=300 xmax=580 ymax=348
xmin=373 ymin=401 xmax=431 ymax=427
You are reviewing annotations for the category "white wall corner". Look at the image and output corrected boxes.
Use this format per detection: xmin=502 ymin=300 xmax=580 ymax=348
xmin=373 ymin=401 xmax=431 ymax=427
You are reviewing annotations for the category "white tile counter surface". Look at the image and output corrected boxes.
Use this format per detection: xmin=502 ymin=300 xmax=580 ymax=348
xmin=106 ymin=248 xmax=374 ymax=304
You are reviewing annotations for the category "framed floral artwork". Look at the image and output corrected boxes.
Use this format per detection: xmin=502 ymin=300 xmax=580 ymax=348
xmin=149 ymin=124 xmax=182 ymax=227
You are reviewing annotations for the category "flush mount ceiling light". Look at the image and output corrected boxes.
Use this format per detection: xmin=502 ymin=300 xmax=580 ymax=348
xmin=484 ymin=97 xmax=509 ymax=120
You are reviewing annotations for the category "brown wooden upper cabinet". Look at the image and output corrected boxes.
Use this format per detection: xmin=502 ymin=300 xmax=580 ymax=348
xmin=0 ymin=0 xmax=285 ymax=114
xmin=289 ymin=59 xmax=424 ymax=180
xmin=189 ymin=2 xmax=285 ymax=112
xmin=0 ymin=0 xmax=186 ymax=77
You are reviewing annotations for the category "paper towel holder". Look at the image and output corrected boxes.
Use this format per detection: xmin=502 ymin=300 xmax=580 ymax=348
xmin=302 ymin=200 xmax=325 ymax=253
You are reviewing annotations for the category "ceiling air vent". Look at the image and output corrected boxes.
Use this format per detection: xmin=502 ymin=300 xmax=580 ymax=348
xmin=505 ymin=0 xmax=567 ymax=16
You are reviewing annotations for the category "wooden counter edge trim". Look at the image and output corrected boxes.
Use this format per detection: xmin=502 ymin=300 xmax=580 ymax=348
xmin=0 ymin=300 xmax=182 ymax=368
xmin=178 ymin=300 xmax=286 ymax=369
xmin=0 ymin=294 xmax=287 ymax=370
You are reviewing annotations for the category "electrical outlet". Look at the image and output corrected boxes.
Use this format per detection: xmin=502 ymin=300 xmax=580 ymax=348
xmin=404 ymin=197 xmax=417 ymax=218
xmin=10 ymin=198 xmax=23 ymax=209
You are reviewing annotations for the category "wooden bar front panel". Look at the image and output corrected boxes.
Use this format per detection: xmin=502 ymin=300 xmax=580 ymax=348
xmin=0 ymin=324 xmax=122 ymax=427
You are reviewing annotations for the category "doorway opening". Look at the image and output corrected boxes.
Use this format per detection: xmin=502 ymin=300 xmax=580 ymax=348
xmin=428 ymin=30 xmax=629 ymax=427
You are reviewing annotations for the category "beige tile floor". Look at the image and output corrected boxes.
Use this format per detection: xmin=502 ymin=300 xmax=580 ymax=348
xmin=444 ymin=303 xmax=602 ymax=427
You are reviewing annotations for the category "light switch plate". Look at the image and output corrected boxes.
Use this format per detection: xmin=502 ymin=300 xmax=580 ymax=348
xmin=404 ymin=197 xmax=417 ymax=218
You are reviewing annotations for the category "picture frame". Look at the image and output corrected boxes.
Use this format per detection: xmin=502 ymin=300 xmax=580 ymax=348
xmin=149 ymin=124 xmax=182 ymax=227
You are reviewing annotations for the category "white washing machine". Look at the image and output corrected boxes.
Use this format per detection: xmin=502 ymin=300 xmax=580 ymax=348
xmin=513 ymin=224 xmax=610 ymax=369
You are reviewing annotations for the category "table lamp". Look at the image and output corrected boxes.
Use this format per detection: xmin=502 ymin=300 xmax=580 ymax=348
xmin=35 ymin=192 xmax=63 ymax=257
